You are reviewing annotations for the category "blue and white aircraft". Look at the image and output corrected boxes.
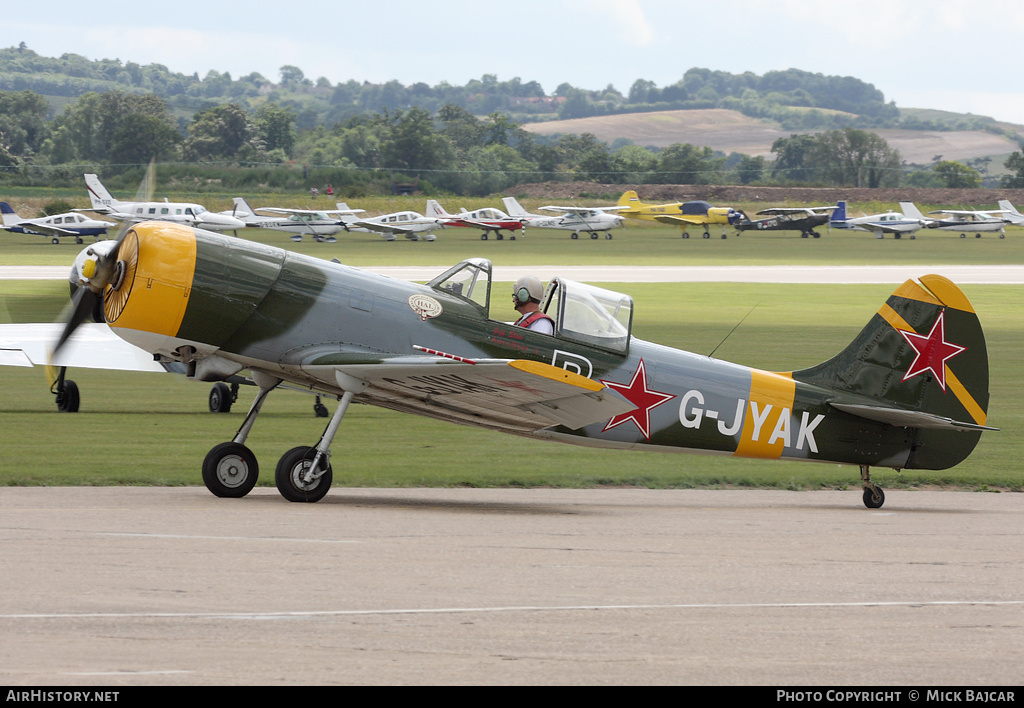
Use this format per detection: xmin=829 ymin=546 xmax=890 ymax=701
xmin=1 ymin=202 xmax=113 ymax=244
xmin=830 ymin=200 xmax=930 ymax=239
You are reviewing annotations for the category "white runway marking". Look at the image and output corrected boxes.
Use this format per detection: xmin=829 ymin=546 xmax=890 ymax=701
xmin=4 ymin=599 xmax=1022 ymax=621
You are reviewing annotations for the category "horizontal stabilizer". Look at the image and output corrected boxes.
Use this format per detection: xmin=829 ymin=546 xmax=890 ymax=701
xmin=830 ymin=402 xmax=999 ymax=432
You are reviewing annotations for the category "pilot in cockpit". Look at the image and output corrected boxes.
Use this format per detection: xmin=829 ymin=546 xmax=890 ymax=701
xmin=511 ymin=276 xmax=554 ymax=335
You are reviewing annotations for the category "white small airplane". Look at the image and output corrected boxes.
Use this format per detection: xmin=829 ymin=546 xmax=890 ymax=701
xmin=221 ymin=198 xmax=365 ymax=242
xmin=901 ymin=202 xmax=1008 ymax=239
xmin=830 ymin=200 xmax=929 ymax=239
xmin=1 ymin=202 xmax=114 ymax=244
xmin=84 ymin=173 xmax=246 ymax=232
xmin=426 ymin=200 xmax=527 ymax=240
xmin=501 ymin=197 xmax=626 ymax=240
xmin=349 ymin=210 xmax=442 ymax=241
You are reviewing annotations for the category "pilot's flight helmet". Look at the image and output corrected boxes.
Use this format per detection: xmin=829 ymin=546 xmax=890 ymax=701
xmin=513 ymin=276 xmax=544 ymax=305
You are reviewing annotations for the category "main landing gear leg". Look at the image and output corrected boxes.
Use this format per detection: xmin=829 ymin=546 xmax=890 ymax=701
xmin=201 ymin=372 xmax=281 ymax=498
xmin=860 ymin=464 xmax=885 ymax=509
xmin=275 ymin=372 xmax=368 ymax=503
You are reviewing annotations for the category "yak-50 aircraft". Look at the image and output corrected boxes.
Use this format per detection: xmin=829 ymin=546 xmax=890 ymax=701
xmin=501 ymin=197 xmax=626 ymax=240
xmin=40 ymin=215 xmax=995 ymax=508
xmin=734 ymin=205 xmax=837 ymax=239
xmin=616 ymin=190 xmax=745 ymax=238
xmin=220 ymin=198 xmax=366 ymax=242
xmin=427 ymin=200 xmax=527 ymax=240
xmin=84 ymin=173 xmax=246 ymax=233
xmin=1 ymin=202 xmax=114 ymax=244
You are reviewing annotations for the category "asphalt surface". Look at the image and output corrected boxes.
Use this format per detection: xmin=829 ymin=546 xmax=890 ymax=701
xmin=0 ymin=486 xmax=1020 ymax=686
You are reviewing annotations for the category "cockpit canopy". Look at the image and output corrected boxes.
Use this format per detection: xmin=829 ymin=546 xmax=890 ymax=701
xmin=541 ymin=277 xmax=632 ymax=354
xmin=428 ymin=259 xmax=632 ymax=355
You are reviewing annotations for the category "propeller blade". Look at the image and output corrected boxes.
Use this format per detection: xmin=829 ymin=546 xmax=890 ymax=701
xmin=52 ymin=287 xmax=99 ymax=357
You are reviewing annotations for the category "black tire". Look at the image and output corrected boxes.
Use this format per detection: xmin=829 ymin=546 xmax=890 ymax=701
xmin=208 ymin=382 xmax=233 ymax=413
xmin=56 ymin=380 xmax=80 ymax=413
xmin=202 ymin=442 xmax=259 ymax=498
xmin=275 ymin=446 xmax=333 ymax=503
xmin=571 ymin=233 xmax=578 ymax=240
xmin=590 ymin=233 xmax=598 ymax=239
xmin=862 ymin=486 xmax=885 ymax=509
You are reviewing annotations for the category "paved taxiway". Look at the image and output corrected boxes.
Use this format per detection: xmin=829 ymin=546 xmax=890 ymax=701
xmin=1 ymin=486 xmax=1020 ymax=686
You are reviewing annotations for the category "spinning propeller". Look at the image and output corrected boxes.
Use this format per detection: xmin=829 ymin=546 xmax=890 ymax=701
xmin=50 ymin=160 xmax=156 ymax=361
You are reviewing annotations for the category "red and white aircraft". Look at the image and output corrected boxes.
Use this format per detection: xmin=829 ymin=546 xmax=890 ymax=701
xmin=426 ymin=200 xmax=527 ymax=240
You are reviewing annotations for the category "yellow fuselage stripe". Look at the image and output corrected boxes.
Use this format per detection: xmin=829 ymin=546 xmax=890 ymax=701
xmin=733 ymin=370 xmax=796 ymax=459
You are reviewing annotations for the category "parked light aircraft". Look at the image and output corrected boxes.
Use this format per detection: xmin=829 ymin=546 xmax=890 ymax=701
xmin=349 ymin=209 xmax=442 ymax=241
xmin=830 ymin=201 xmax=929 ymax=239
xmin=734 ymin=205 xmax=837 ymax=239
xmin=37 ymin=216 xmax=995 ymax=508
xmin=616 ymin=190 xmax=745 ymax=238
xmin=501 ymin=197 xmax=625 ymax=240
xmin=1 ymin=202 xmax=113 ymax=244
xmin=899 ymin=202 xmax=1008 ymax=239
xmin=221 ymin=198 xmax=365 ymax=242
xmin=426 ymin=200 xmax=527 ymax=240
xmin=84 ymin=173 xmax=246 ymax=232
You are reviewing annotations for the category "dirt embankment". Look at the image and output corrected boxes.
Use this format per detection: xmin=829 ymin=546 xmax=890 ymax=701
xmin=507 ymin=181 xmax=1024 ymax=208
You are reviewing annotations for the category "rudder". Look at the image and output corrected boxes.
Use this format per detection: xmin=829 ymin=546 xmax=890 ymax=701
xmin=793 ymin=275 xmax=992 ymax=469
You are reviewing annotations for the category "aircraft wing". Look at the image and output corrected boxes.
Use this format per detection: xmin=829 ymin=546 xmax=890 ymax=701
xmin=322 ymin=356 xmax=636 ymax=432
xmin=257 ymin=207 xmax=365 ymax=216
xmin=0 ymin=323 xmax=167 ymax=372
xmin=1 ymin=222 xmax=79 ymax=238
xmin=539 ymin=206 xmax=626 ymax=213
xmin=650 ymin=215 xmax=705 ymax=226
xmin=352 ymin=220 xmax=425 ymax=236
xmin=756 ymin=206 xmax=837 ymax=216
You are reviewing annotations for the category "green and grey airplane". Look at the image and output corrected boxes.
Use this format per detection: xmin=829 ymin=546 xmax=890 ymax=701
xmin=52 ymin=220 xmax=997 ymax=507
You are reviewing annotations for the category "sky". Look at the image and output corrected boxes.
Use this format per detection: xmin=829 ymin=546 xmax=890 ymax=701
xmin=10 ymin=0 xmax=1024 ymax=125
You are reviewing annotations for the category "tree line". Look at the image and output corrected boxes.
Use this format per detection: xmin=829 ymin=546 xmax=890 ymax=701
xmin=1 ymin=86 xmax=1019 ymax=196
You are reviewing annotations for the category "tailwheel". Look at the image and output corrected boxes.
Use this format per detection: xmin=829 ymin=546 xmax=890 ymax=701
xmin=202 ymin=442 xmax=259 ymax=498
xmin=276 ymin=446 xmax=333 ymax=503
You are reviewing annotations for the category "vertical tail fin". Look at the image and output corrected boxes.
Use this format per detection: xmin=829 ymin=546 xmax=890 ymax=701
xmin=830 ymin=200 xmax=848 ymax=227
xmin=899 ymin=201 xmax=926 ymax=220
xmin=231 ymin=197 xmax=256 ymax=218
xmin=793 ymin=275 xmax=992 ymax=469
xmin=84 ymin=174 xmax=117 ymax=211
xmin=0 ymin=201 xmax=20 ymax=226
xmin=998 ymin=199 xmax=1020 ymax=217
xmin=425 ymin=200 xmax=448 ymax=218
xmin=502 ymin=197 xmax=528 ymax=217
xmin=617 ymin=190 xmax=642 ymax=208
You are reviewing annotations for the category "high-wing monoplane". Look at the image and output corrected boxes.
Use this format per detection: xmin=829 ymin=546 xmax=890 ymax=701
xmin=734 ymin=205 xmax=837 ymax=239
xmin=1 ymin=202 xmax=113 ymax=244
xmin=426 ymin=200 xmax=527 ymax=240
xmin=221 ymin=198 xmax=366 ymax=242
xmin=84 ymin=173 xmax=246 ymax=232
xmin=616 ymin=190 xmax=745 ymax=239
xmin=900 ymin=202 xmax=1008 ymax=239
xmin=502 ymin=197 xmax=625 ymax=240
xmin=43 ymin=220 xmax=996 ymax=508
xmin=830 ymin=201 xmax=929 ymax=239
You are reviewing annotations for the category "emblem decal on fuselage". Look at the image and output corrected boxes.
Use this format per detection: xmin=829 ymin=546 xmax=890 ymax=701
xmin=408 ymin=294 xmax=443 ymax=321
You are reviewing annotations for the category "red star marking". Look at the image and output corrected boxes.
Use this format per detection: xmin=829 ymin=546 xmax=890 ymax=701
xmin=600 ymin=359 xmax=676 ymax=440
xmin=899 ymin=310 xmax=967 ymax=392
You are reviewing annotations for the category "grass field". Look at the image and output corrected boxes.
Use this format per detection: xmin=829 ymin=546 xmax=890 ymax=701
xmin=1 ymin=276 xmax=1020 ymax=492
